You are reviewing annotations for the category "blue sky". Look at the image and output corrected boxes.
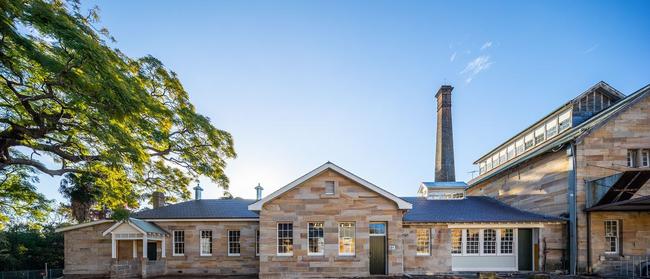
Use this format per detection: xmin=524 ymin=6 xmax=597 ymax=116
xmin=37 ymin=0 xmax=650 ymax=203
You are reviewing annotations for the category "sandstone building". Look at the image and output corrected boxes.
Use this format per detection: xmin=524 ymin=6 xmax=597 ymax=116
xmin=56 ymin=82 xmax=649 ymax=278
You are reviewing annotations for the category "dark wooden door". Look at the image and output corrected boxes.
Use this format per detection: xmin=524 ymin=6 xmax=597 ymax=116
xmin=369 ymin=222 xmax=387 ymax=275
xmin=147 ymin=242 xmax=157 ymax=261
xmin=518 ymin=229 xmax=532 ymax=271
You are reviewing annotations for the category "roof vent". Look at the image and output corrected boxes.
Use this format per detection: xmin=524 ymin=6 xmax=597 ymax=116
xmin=255 ymin=183 xmax=264 ymax=201
xmin=193 ymin=183 xmax=203 ymax=200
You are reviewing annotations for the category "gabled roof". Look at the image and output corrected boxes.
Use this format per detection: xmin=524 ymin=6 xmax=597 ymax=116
xmin=248 ymin=162 xmax=412 ymax=211
xmin=54 ymin=219 xmax=114 ymax=233
xmin=132 ymin=199 xmax=259 ymax=220
xmin=469 ymin=83 xmax=650 ymax=187
xmin=102 ymin=218 xmax=168 ymax=236
xmin=401 ymin=196 xmax=565 ymax=223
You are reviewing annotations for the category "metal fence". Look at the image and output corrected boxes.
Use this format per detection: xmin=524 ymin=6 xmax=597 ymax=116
xmin=619 ymin=255 xmax=650 ymax=278
xmin=0 ymin=269 xmax=63 ymax=279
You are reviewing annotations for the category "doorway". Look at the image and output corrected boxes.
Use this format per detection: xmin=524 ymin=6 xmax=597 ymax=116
xmin=147 ymin=242 xmax=157 ymax=261
xmin=518 ymin=228 xmax=532 ymax=271
xmin=369 ymin=222 xmax=387 ymax=275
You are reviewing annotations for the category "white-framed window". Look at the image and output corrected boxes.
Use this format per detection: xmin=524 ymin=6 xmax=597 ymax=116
xmin=200 ymin=230 xmax=212 ymax=256
xmin=416 ymin=228 xmax=431 ymax=256
xmin=534 ymin=126 xmax=546 ymax=145
xmin=506 ymin=144 xmax=516 ymax=160
xmin=524 ymin=133 xmax=534 ymax=149
xmin=492 ymin=154 xmax=500 ymax=168
xmin=546 ymin=118 xmax=558 ymax=138
xmin=483 ymin=229 xmax=496 ymax=254
xmin=605 ymin=220 xmax=619 ymax=254
xmin=255 ymin=229 xmax=260 ymax=256
xmin=228 ymin=230 xmax=240 ymax=256
xmin=324 ymin=181 xmax=335 ymax=195
xmin=499 ymin=149 xmax=507 ymax=165
xmin=479 ymin=162 xmax=486 ymax=174
xmin=500 ymin=228 xmax=514 ymax=254
xmin=558 ymin=110 xmax=571 ymax=132
xmin=628 ymin=150 xmax=638 ymax=167
xmin=465 ymin=229 xmax=480 ymax=254
xmin=173 ymin=230 xmax=185 ymax=256
xmin=338 ymin=222 xmax=355 ymax=256
xmin=485 ymin=159 xmax=493 ymax=170
xmin=451 ymin=229 xmax=462 ymax=254
xmin=515 ymin=139 xmax=525 ymax=155
xmin=641 ymin=149 xmax=649 ymax=167
xmin=277 ymin=223 xmax=293 ymax=256
xmin=308 ymin=222 xmax=324 ymax=256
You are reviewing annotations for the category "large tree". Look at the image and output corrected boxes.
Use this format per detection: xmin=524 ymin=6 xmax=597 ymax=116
xmin=0 ymin=0 xmax=236 ymax=220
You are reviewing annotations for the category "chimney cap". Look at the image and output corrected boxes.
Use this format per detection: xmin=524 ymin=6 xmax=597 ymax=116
xmin=435 ymin=85 xmax=454 ymax=98
xmin=193 ymin=185 xmax=203 ymax=191
xmin=254 ymin=183 xmax=263 ymax=190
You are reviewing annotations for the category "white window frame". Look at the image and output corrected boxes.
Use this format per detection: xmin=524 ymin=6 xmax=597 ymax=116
xmin=506 ymin=144 xmax=516 ymax=161
xmin=546 ymin=118 xmax=558 ymax=138
xmin=228 ymin=230 xmax=241 ymax=256
xmin=451 ymin=228 xmax=515 ymax=256
xmin=338 ymin=222 xmax=355 ymax=256
xmin=534 ymin=126 xmax=546 ymax=145
xmin=465 ymin=229 xmax=480 ymax=255
xmin=515 ymin=139 xmax=525 ymax=156
xmin=524 ymin=133 xmax=535 ymax=150
xmin=499 ymin=228 xmax=514 ymax=255
xmin=492 ymin=154 xmax=500 ymax=168
xmin=604 ymin=220 xmax=619 ymax=254
xmin=172 ymin=230 xmax=185 ymax=256
xmin=451 ymin=229 xmax=462 ymax=254
xmin=199 ymin=230 xmax=212 ymax=256
xmin=277 ymin=223 xmax=293 ymax=256
xmin=308 ymin=222 xmax=325 ymax=256
xmin=628 ymin=150 xmax=638 ymax=168
xmin=483 ymin=229 xmax=497 ymax=254
xmin=558 ymin=110 xmax=571 ymax=132
xmin=641 ymin=149 xmax=649 ymax=167
xmin=416 ymin=228 xmax=431 ymax=256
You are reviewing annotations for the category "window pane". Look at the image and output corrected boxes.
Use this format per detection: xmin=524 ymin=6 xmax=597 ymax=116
xmin=534 ymin=126 xmax=545 ymax=145
xmin=558 ymin=110 xmax=571 ymax=132
xmin=369 ymin=223 xmax=386 ymax=235
xmin=451 ymin=229 xmax=462 ymax=254
xmin=524 ymin=133 xmax=534 ymax=149
xmin=308 ymin=222 xmax=324 ymax=255
xmin=628 ymin=150 xmax=638 ymax=167
xmin=228 ymin=230 xmax=240 ymax=255
xmin=483 ymin=229 xmax=496 ymax=254
xmin=499 ymin=150 xmax=507 ymax=164
xmin=466 ymin=229 xmax=479 ymax=254
xmin=277 ymin=223 xmax=293 ymax=255
xmin=255 ymin=230 xmax=260 ymax=255
xmin=515 ymin=139 xmax=525 ymax=155
xmin=604 ymin=220 xmax=618 ymax=253
xmin=324 ymin=181 xmax=335 ymax=194
xmin=200 ymin=230 xmax=212 ymax=255
xmin=642 ymin=150 xmax=649 ymax=167
xmin=338 ymin=222 xmax=355 ymax=255
xmin=546 ymin=118 xmax=558 ymax=138
xmin=507 ymin=144 xmax=516 ymax=160
xmin=173 ymin=231 xmax=185 ymax=255
xmin=500 ymin=229 xmax=513 ymax=254
xmin=416 ymin=228 xmax=430 ymax=255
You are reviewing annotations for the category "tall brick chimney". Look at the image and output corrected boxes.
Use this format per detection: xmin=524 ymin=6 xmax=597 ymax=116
xmin=435 ymin=85 xmax=455 ymax=182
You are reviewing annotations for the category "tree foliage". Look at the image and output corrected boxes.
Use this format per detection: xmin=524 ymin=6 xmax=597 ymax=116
xmin=0 ymin=223 xmax=63 ymax=271
xmin=0 ymin=0 xmax=236 ymax=219
xmin=0 ymin=166 xmax=50 ymax=229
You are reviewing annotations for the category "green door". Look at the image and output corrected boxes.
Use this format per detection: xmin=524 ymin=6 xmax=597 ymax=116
xmin=518 ymin=229 xmax=532 ymax=271
xmin=369 ymin=223 xmax=386 ymax=275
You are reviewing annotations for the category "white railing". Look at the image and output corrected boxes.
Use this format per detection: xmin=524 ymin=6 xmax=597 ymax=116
xmin=619 ymin=255 xmax=650 ymax=278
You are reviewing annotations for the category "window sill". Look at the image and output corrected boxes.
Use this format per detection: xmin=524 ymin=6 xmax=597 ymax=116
xmin=228 ymin=254 xmax=240 ymax=257
xmin=199 ymin=254 xmax=212 ymax=257
xmin=335 ymin=255 xmax=358 ymax=261
xmin=416 ymin=254 xmax=431 ymax=257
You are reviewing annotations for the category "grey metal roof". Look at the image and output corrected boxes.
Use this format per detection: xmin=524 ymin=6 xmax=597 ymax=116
xmin=132 ymin=199 xmax=259 ymax=219
xmin=128 ymin=218 xmax=168 ymax=235
xmin=401 ymin=196 xmax=566 ymax=223
xmin=421 ymin=181 xmax=468 ymax=188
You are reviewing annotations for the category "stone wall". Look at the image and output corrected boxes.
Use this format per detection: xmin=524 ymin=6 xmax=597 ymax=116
xmin=575 ymin=92 xmax=650 ymax=272
xmin=589 ymin=211 xmax=650 ymax=276
xmin=153 ymin=220 xmax=259 ymax=275
xmin=109 ymin=259 xmax=141 ymax=278
xmin=258 ymin=169 xmax=406 ymax=278
xmin=63 ymin=222 xmax=114 ymax=277
xmin=402 ymin=224 xmax=451 ymax=274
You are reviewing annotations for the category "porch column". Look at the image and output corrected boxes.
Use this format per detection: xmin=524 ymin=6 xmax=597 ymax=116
xmin=111 ymin=234 xmax=116 ymax=259
xmin=132 ymin=240 xmax=137 ymax=258
xmin=161 ymin=236 xmax=166 ymax=258
xmin=142 ymin=234 xmax=148 ymax=260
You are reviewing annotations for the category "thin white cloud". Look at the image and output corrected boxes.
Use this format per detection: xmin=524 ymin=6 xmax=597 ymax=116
xmin=450 ymin=52 xmax=457 ymax=62
xmin=460 ymin=55 xmax=493 ymax=83
xmin=480 ymin=41 xmax=493 ymax=51
xmin=584 ymin=44 xmax=599 ymax=54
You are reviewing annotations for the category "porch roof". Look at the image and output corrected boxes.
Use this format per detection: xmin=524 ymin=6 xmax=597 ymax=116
xmin=586 ymin=196 xmax=650 ymax=212
xmin=401 ymin=196 xmax=566 ymax=223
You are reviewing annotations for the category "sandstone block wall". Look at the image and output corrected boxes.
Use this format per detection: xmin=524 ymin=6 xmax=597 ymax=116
xmin=402 ymin=224 xmax=451 ymax=274
xmin=258 ymin=169 xmax=405 ymax=278
xmin=63 ymin=222 xmax=114 ymax=277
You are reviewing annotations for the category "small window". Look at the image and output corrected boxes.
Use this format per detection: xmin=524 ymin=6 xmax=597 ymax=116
xmin=479 ymin=162 xmax=486 ymax=174
xmin=308 ymin=222 xmax=324 ymax=256
xmin=451 ymin=229 xmax=462 ymax=254
xmin=173 ymin=230 xmax=185 ymax=256
xmin=559 ymin=110 xmax=571 ymax=132
xmin=515 ymin=139 xmax=525 ymax=155
xmin=500 ymin=229 xmax=514 ymax=254
xmin=499 ymin=149 xmax=507 ymax=164
xmin=200 ymin=230 xmax=212 ymax=256
xmin=483 ymin=229 xmax=496 ymax=254
xmin=628 ymin=150 xmax=638 ymax=168
xmin=486 ymin=159 xmax=493 ymax=170
xmin=641 ymin=149 xmax=649 ymax=167
xmin=546 ymin=118 xmax=558 ymax=138
xmin=369 ymin=223 xmax=386 ymax=235
xmin=255 ymin=229 xmax=260 ymax=256
xmin=338 ymin=222 xmax=355 ymax=256
xmin=492 ymin=154 xmax=500 ymax=168
xmin=524 ymin=133 xmax=534 ymax=149
xmin=465 ymin=229 xmax=479 ymax=254
xmin=324 ymin=181 xmax=335 ymax=195
xmin=416 ymin=228 xmax=431 ymax=256
xmin=228 ymin=230 xmax=240 ymax=256
xmin=506 ymin=144 xmax=515 ymax=160
xmin=605 ymin=220 xmax=619 ymax=254
xmin=534 ymin=126 xmax=546 ymax=145
xmin=277 ymin=223 xmax=293 ymax=256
